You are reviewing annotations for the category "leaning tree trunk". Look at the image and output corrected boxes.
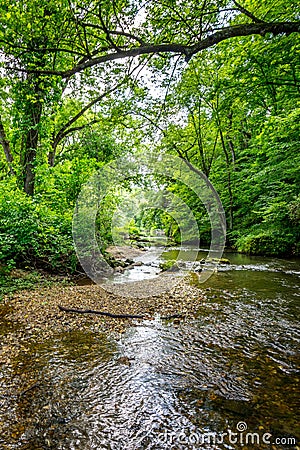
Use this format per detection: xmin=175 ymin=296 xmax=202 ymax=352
xmin=218 ymin=126 xmax=234 ymax=231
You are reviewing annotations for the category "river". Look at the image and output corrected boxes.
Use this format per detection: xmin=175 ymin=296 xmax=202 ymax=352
xmin=0 ymin=249 xmax=299 ymax=449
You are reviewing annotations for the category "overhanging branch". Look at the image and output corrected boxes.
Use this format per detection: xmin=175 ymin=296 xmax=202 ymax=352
xmin=7 ymin=21 xmax=299 ymax=78
xmin=188 ymin=22 xmax=300 ymax=59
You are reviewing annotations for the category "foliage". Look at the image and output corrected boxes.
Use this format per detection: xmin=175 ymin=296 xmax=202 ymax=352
xmin=235 ymin=230 xmax=296 ymax=256
xmin=0 ymin=0 xmax=299 ymax=269
xmin=0 ymin=179 xmax=77 ymax=272
xmin=143 ymin=24 xmax=300 ymax=255
xmin=0 ymin=271 xmax=65 ymax=302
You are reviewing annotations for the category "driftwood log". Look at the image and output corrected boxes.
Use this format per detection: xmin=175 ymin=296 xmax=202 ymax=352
xmin=58 ymin=305 xmax=183 ymax=320
xmin=58 ymin=305 xmax=145 ymax=319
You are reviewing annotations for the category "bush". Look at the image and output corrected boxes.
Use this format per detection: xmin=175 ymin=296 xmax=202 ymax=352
xmin=235 ymin=229 xmax=296 ymax=256
xmin=0 ymin=180 xmax=77 ymax=273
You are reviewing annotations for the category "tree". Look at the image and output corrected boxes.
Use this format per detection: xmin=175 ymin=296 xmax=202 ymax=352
xmin=126 ymin=1 xmax=299 ymax=251
xmin=0 ymin=0 xmax=299 ymax=194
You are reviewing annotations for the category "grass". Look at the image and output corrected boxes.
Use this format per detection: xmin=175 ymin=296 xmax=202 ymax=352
xmin=0 ymin=270 xmax=71 ymax=301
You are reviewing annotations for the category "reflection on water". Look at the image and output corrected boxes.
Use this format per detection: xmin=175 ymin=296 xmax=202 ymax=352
xmin=0 ymin=251 xmax=299 ymax=449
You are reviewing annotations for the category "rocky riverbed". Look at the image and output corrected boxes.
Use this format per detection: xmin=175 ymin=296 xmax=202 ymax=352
xmin=0 ymin=276 xmax=205 ymax=350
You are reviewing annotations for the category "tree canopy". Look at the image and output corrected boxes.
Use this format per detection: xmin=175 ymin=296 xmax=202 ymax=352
xmin=0 ymin=0 xmax=299 ymax=271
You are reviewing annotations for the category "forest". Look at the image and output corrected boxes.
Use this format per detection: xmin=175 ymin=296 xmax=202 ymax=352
xmin=0 ymin=0 xmax=299 ymax=275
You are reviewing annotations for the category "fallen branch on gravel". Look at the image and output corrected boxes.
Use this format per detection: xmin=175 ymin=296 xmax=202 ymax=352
xmin=58 ymin=305 xmax=184 ymax=321
xmin=58 ymin=305 xmax=145 ymax=319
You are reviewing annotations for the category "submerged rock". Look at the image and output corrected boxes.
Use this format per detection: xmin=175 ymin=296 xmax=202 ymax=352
xmin=117 ymin=356 xmax=131 ymax=366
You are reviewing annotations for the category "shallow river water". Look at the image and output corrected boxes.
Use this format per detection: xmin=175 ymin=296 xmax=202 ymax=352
xmin=0 ymin=249 xmax=299 ymax=449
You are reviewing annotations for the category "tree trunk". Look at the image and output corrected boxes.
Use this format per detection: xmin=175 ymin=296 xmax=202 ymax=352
xmin=0 ymin=117 xmax=15 ymax=176
xmin=227 ymin=111 xmax=236 ymax=168
xmin=48 ymin=148 xmax=56 ymax=167
xmin=22 ymin=92 xmax=43 ymax=196
xmin=219 ymin=126 xmax=234 ymax=231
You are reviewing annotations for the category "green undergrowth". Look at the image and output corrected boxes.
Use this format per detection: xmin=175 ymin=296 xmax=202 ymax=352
xmin=0 ymin=271 xmax=71 ymax=302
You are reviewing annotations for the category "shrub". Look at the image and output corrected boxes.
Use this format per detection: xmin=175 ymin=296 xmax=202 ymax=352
xmin=0 ymin=180 xmax=77 ymax=273
xmin=235 ymin=229 xmax=296 ymax=256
